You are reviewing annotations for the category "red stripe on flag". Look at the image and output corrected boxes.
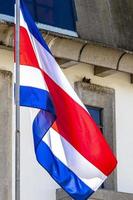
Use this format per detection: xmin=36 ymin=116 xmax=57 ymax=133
xmin=42 ymin=70 xmax=117 ymax=176
xmin=20 ymin=26 xmax=40 ymax=68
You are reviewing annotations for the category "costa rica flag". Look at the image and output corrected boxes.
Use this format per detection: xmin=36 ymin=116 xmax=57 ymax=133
xmin=18 ymin=0 xmax=117 ymax=199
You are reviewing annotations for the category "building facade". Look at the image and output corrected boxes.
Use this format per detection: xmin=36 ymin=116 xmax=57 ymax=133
xmin=0 ymin=1 xmax=133 ymax=200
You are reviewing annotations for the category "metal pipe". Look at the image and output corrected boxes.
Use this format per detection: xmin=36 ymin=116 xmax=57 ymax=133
xmin=15 ymin=0 xmax=20 ymax=200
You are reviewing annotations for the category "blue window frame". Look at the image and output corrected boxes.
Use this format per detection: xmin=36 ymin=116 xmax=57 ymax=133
xmin=0 ymin=0 xmax=77 ymax=35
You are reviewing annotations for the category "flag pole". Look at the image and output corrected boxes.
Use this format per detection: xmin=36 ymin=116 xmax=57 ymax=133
xmin=15 ymin=0 xmax=20 ymax=200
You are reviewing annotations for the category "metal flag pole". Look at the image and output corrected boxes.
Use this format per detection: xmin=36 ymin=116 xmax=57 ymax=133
xmin=15 ymin=0 xmax=20 ymax=200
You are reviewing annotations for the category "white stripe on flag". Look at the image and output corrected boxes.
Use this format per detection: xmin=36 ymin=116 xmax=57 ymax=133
xmin=43 ymin=128 xmax=107 ymax=191
xmin=20 ymin=65 xmax=48 ymax=91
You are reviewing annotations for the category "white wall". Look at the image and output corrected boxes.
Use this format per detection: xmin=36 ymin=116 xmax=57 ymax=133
xmin=63 ymin=63 xmax=133 ymax=194
xmin=1 ymin=48 xmax=133 ymax=199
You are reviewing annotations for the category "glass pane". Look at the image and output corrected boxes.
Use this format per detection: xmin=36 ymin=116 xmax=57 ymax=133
xmin=0 ymin=0 xmax=14 ymax=16
xmin=36 ymin=0 xmax=53 ymax=7
xmin=86 ymin=105 xmax=102 ymax=126
xmin=37 ymin=6 xmax=54 ymax=25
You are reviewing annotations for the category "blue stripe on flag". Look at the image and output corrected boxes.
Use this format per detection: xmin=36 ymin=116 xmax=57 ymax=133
xmin=20 ymin=86 xmax=55 ymax=114
xmin=33 ymin=110 xmax=55 ymax=149
xmin=35 ymin=139 xmax=94 ymax=200
xmin=20 ymin=0 xmax=52 ymax=55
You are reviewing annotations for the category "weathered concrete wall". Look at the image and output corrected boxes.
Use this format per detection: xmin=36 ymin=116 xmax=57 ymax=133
xmin=0 ymin=70 xmax=12 ymax=200
xmin=0 ymin=48 xmax=13 ymax=72
xmin=75 ymin=0 xmax=133 ymax=51
xmin=56 ymin=189 xmax=133 ymax=200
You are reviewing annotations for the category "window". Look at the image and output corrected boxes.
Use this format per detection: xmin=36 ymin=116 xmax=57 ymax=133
xmin=0 ymin=0 xmax=77 ymax=36
xmin=75 ymin=81 xmax=117 ymax=191
xmin=86 ymin=105 xmax=105 ymax=189
xmin=86 ymin=105 xmax=103 ymax=130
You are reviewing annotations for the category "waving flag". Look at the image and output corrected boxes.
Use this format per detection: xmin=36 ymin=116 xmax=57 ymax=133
xmin=19 ymin=0 xmax=117 ymax=199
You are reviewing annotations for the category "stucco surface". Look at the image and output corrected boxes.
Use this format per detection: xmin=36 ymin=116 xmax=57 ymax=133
xmin=75 ymin=0 xmax=133 ymax=51
xmin=0 ymin=70 xmax=12 ymax=200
